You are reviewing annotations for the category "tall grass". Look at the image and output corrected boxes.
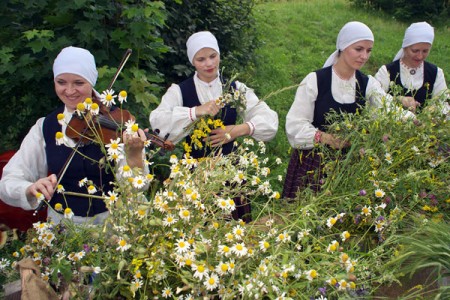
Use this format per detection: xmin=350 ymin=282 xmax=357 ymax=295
xmin=243 ymin=0 xmax=450 ymax=192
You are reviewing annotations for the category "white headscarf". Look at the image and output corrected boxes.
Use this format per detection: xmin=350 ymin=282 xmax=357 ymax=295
xmin=186 ymin=31 xmax=220 ymax=65
xmin=53 ymin=46 xmax=98 ymax=86
xmin=393 ymin=22 xmax=434 ymax=61
xmin=323 ymin=21 xmax=374 ymax=68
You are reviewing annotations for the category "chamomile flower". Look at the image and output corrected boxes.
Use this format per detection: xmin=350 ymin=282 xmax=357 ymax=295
xmin=326 ymin=240 xmax=339 ymax=253
xmin=375 ymin=203 xmax=387 ymax=211
xmin=326 ymin=216 xmax=337 ymax=228
xmin=374 ymin=220 xmax=385 ymax=232
xmin=179 ymin=209 xmax=191 ymax=221
xmin=87 ymin=185 xmax=97 ymax=194
xmin=259 ymin=240 xmax=270 ymax=252
xmin=276 ymin=231 xmax=290 ymax=243
xmin=78 ymin=177 xmax=88 ymax=187
xmin=162 ymin=287 xmax=172 ymax=298
xmin=361 ymin=205 xmax=372 ymax=216
xmin=374 ymin=189 xmax=385 ymax=198
xmin=105 ymin=190 xmax=118 ymax=205
xmin=56 ymin=184 xmax=65 ymax=193
xmin=204 ymin=273 xmax=219 ymax=291
xmin=119 ymin=165 xmax=133 ymax=178
xmin=232 ymin=225 xmax=245 ymax=239
xmin=131 ymin=279 xmax=143 ymax=289
xmin=100 ymin=89 xmax=116 ymax=107
xmin=162 ymin=214 xmax=178 ymax=227
xmin=132 ymin=176 xmax=146 ymax=189
xmin=55 ymin=131 xmax=66 ymax=146
xmin=116 ymin=238 xmax=131 ymax=252
xmin=192 ymin=263 xmax=208 ymax=280
xmin=64 ymin=207 xmax=74 ymax=219
xmin=76 ymin=102 xmax=86 ymax=116
xmin=231 ymin=243 xmax=248 ymax=257
xmin=35 ymin=192 xmax=45 ymax=203
xmin=218 ymin=245 xmax=232 ymax=257
xmin=118 ymin=90 xmax=128 ymax=104
xmin=384 ymin=152 xmax=393 ymax=164
xmin=341 ymin=231 xmax=351 ymax=242
xmin=54 ymin=203 xmax=63 ymax=212
xmin=215 ymin=261 xmax=230 ymax=276
xmin=305 ymin=269 xmax=318 ymax=281
xmin=57 ymin=113 xmax=65 ymax=125
xmin=106 ymin=138 xmax=123 ymax=155
xmin=90 ymin=101 xmax=100 ymax=115
xmin=175 ymin=238 xmax=190 ymax=254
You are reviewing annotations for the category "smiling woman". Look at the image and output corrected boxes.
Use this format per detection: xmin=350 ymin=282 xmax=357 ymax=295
xmin=0 ymin=46 xmax=148 ymax=226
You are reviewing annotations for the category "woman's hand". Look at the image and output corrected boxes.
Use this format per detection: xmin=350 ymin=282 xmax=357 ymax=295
xmin=196 ymin=100 xmax=220 ymax=117
xmin=208 ymin=124 xmax=251 ymax=147
xmin=401 ymin=96 xmax=420 ymax=112
xmin=123 ymin=128 xmax=147 ymax=169
xmin=26 ymin=174 xmax=58 ymax=202
xmin=321 ymin=132 xmax=350 ymax=149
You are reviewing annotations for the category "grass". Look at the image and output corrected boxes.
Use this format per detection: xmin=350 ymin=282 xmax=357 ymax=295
xmin=241 ymin=0 xmax=450 ymax=192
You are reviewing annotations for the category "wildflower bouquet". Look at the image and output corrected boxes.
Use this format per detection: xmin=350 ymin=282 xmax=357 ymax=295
xmin=182 ymin=74 xmax=247 ymax=155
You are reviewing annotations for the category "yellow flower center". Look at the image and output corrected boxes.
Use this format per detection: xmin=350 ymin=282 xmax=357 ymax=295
xmin=263 ymin=241 xmax=270 ymax=249
xmin=208 ymin=277 xmax=215 ymax=285
xmin=119 ymin=240 xmax=127 ymax=247
xmin=57 ymin=113 xmax=64 ymax=121
xmin=55 ymin=132 xmax=64 ymax=139
xmin=131 ymin=124 xmax=139 ymax=132
xmin=106 ymin=94 xmax=113 ymax=101
xmin=119 ymin=90 xmax=127 ymax=97
xmin=236 ymin=244 xmax=243 ymax=251
xmin=76 ymin=102 xmax=85 ymax=111
xmin=197 ymin=265 xmax=205 ymax=272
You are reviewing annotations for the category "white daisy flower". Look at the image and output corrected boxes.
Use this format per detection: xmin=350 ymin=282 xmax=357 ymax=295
xmin=100 ymin=89 xmax=117 ymax=107
xmin=231 ymin=243 xmax=248 ymax=257
xmin=64 ymin=207 xmax=74 ymax=219
xmin=192 ymin=263 xmax=208 ymax=280
xmin=116 ymin=238 xmax=131 ymax=252
xmin=162 ymin=214 xmax=177 ymax=227
xmin=204 ymin=273 xmax=219 ymax=291
xmin=118 ymin=90 xmax=127 ymax=104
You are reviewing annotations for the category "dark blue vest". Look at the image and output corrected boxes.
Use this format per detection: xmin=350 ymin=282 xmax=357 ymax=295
xmin=43 ymin=106 xmax=114 ymax=217
xmin=179 ymin=77 xmax=237 ymax=159
xmin=386 ymin=60 xmax=437 ymax=105
xmin=313 ymin=66 xmax=368 ymax=131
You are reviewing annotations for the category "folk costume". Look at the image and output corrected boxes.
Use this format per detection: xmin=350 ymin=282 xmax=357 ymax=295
xmin=375 ymin=22 xmax=448 ymax=106
xmin=282 ymin=22 xmax=391 ymax=199
xmin=150 ymin=31 xmax=278 ymax=222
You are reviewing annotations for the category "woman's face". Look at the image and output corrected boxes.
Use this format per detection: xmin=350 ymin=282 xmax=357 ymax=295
xmin=341 ymin=40 xmax=373 ymax=70
xmin=54 ymin=73 xmax=93 ymax=112
xmin=402 ymin=42 xmax=431 ymax=68
xmin=192 ymin=47 xmax=220 ymax=83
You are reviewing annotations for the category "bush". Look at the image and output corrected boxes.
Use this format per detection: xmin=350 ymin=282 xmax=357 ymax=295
xmin=158 ymin=0 xmax=259 ymax=85
xmin=349 ymin=0 xmax=449 ymax=23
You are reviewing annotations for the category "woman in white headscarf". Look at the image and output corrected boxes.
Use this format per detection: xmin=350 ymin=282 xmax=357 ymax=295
xmin=283 ymin=21 xmax=392 ymax=199
xmin=149 ymin=31 xmax=279 ymax=222
xmin=375 ymin=22 xmax=448 ymax=111
xmin=0 ymin=46 xmax=147 ymax=225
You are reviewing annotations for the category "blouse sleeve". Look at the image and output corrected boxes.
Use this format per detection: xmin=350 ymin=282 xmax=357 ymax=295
xmin=285 ymin=72 xmax=318 ymax=149
xmin=149 ymin=84 xmax=194 ymax=144
xmin=0 ymin=118 xmax=48 ymax=210
xmin=236 ymin=81 xmax=279 ymax=142
xmin=374 ymin=65 xmax=390 ymax=93
xmin=432 ymin=67 xmax=448 ymax=98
